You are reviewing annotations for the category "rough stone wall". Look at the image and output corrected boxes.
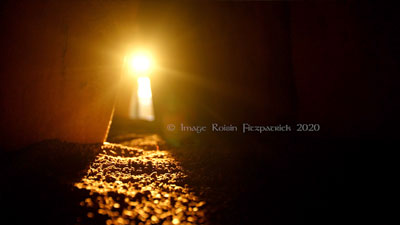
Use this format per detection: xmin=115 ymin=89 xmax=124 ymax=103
xmin=0 ymin=1 xmax=139 ymax=150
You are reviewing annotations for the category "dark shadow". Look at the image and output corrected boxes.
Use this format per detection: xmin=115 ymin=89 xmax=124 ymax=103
xmin=1 ymin=140 xmax=101 ymax=224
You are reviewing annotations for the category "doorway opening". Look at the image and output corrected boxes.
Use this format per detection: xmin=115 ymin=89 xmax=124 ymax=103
xmin=129 ymin=76 xmax=155 ymax=121
xmin=107 ymin=50 xmax=157 ymax=138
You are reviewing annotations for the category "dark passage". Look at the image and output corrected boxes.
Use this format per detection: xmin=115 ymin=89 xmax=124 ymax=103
xmin=1 ymin=1 xmax=399 ymax=225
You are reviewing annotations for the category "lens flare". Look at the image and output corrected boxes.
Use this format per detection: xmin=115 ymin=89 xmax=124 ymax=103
xmin=128 ymin=52 xmax=153 ymax=74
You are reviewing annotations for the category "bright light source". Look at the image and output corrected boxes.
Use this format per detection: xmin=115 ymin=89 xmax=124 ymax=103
xmin=137 ymin=77 xmax=152 ymax=99
xmin=129 ymin=76 xmax=154 ymax=121
xmin=126 ymin=50 xmax=155 ymax=121
xmin=128 ymin=52 xmax=153 ymax=74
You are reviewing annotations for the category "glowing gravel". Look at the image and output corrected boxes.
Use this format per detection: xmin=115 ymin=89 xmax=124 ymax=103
xmin=75 ymin=141 xmax=206 ymax=225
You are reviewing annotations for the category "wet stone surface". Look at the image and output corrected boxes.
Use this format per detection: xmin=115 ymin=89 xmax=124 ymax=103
xmin=74 ymin=141 xmax=207 ymax=225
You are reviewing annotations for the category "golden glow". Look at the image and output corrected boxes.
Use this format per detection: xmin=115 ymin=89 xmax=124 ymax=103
xmin=127 ymin=52 xmax=153 ymax=75
xmin=125 ymin=50 xmax=155 ymax=121
xmin=74 ymin=140 xmax=206 ymax=224
xmin=137 ymin=77 xmax=154 ymax=121
xmin=172 ymin=217 xmax=180 ymax=224
xmin=129 ymin=76 xmax=154 ymax=121
xmin=137 ymin=77 xmax=152 ymax=99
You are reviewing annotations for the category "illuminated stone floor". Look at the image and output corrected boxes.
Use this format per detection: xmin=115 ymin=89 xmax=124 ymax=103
xmin=74 ymin=135 xmax=207 ymax=225
xmin=3 ymin=134 xmax=390 ymax=224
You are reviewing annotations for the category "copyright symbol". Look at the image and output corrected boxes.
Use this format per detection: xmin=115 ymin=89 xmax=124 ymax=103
xmin=167 ymin=124 xmax=176 ymax=131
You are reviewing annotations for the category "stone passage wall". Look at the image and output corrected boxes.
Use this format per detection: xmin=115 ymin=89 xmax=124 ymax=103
xmin=0 ymin=1 xmax=139 ymax=150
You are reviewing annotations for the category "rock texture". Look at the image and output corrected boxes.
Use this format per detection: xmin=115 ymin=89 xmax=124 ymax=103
xmin=74 ymin=138 xmax=207 ymax=225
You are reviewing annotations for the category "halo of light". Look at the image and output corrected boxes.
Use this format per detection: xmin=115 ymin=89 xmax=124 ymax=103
xmin=128 ymin=52 xmax=153 ymax=74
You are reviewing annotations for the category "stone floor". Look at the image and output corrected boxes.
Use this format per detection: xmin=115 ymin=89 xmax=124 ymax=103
xmin=1 ymin=134 xmax=395 ymax=225
xmin=74 ymin=135 xmax=207 ymax=225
